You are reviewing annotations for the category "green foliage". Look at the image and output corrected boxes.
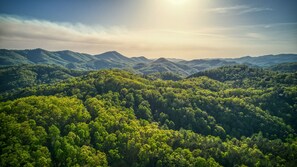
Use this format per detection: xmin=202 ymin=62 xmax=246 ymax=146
xmin=145 ymin=72 xmax=184 ymax=81
xmin=189 ymin=65 xmax=297 ymax=88
xmin=1 ymin=49 xmax=297 ymax=76
xmin=0 ymin=64 xmax=88 ymax=93
xmin=0 ymin=66 xmax=296 ymax=166
xmin=269 ymin=62 xmax=297 ymax=73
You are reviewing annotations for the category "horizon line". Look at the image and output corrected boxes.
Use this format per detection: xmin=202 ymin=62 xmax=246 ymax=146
xmin=1 ymin=47 xmax=297 ymax=61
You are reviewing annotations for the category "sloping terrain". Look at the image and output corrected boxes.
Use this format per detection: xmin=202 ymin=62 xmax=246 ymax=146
xmin=269 ymin=62 xmax=297 ymax=73
xmin=1 ymin=49 xmax=296 ymax=76
xmin=135 ymin=58 xmax=197 ymax=76
xmin=226 ymin=54 xmax=297 ymax=67
xmin=0 ymin=65 xmax=296 ymax=166
xmin=0 ymin=64 xmax=88 ymax=92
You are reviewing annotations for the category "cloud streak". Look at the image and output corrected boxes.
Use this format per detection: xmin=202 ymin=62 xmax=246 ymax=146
xmin=0 ymin=15 xmax=225 ymax=58
xmin=0 ymin=15 xmax=296 ymax=59
xmin=208 ymin=5 xmax=272 ymax=15
xmin=0 ymin=15 xmax=125 ymax=45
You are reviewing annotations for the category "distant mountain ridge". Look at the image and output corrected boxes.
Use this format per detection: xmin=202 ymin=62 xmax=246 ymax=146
xmin=0 ymin=48 xmax=296 ymax=76
xmin=225 ymin=54 xmax=297 ymax=67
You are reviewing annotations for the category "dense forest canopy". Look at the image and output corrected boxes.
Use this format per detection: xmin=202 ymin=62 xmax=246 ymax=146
xmin=0 ymin=64 xmax=296 ymax=166
xmin=269 ymin=62 xmax=297 ymax=73
xmin=0 ymin=64 xmax=89 ymax=92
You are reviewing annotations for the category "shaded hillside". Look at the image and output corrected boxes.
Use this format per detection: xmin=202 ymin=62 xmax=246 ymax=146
xmin=135 ymin=58 xmax=197 ymax=76
xmin=227 ymin=54 xmax=297 ymax=67
xmin=189 ymin=65 xmax=297 ymax=88
xmin=269 ymin=62 xmax=297 ymax=73
xmin=0 ymin=48 xmax=94 ymax=70
xmin=189 ymin=65 xmax=270 ymax=82
xmin=179 ymin=59 xmax=237 ymax=71
xmin=1 ymin=49 xmax=297 ymax=75
xmin=94 ymin=51 xmax=135 ymax=64
xmin=130 ymin=56 xmax=152 ymax=63
xmin=2 ymin=69 xmax=296 ymax=139
xmin=0 ymin=64 xmax=88 ymax=93
xmin=0 ymin=68 xmax=296 ymax=166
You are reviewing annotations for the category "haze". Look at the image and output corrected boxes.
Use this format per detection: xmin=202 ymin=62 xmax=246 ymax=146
xmin=0 ymin=0 xmax=296 ymax=59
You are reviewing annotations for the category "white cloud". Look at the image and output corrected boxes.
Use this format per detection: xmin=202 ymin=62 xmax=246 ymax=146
xmin=208 ymin=5 xmax=272 ymax=15
xmin=239 ymin=7 xmax=272 ymax=15
xmin=0 ymin=15 xmax=224 ymax=58
xmin=0 ymin=15 xmax=126 ymax=45
xmin=0 ymin=15 xmax=296 ymax=59
xmin=208 ymin=5 xmax=248 ymax=14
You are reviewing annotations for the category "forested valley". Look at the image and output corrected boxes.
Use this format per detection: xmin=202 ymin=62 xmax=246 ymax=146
xmin=0 ymin=64 xmax=296 ymax=167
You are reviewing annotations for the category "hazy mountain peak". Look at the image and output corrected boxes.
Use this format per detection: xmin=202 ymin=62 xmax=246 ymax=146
xmin=1 ymin=48 xmax=297 ymax=75
xmin=95 ymin=51 xmax=126 ymax=59
xmin=104 ymin=50 xmax=121 ymax=54
xmin=131 ymin=56 xmax=147 ymax=59
xmin=130 ymin=56 xmax=151 ymax=63
xmin=29 ymin=48 xmax=48 ymax=53
xmin=55 ymin=50 xmax=75 ymax=54
xmin=153 ymin=57 xmax=171 ymax=63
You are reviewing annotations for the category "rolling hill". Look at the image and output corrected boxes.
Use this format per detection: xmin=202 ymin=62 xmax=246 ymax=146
xmin=226 ymin=54 xmax=297 ymax=67
xmin=0 ymin=65 xmax=296 ymax=166
xmin=1 ymin=48 xmax=297 ymax=76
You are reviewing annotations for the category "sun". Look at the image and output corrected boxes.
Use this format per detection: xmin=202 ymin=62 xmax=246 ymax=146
xmin=168 ymin=0 xmax=188 ymax=5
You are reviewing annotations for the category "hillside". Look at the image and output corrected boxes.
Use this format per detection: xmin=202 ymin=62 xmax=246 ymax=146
xmin=179 ymin=59 xmax=237 ymax=71
xmin=0 ymin=64 xmax=88 ymax=93
xmin=0 ymin=65 xmax=296 ymax=166
xmin=226 ymin=54 xmax=297 ymax=67
xmin=1 ymin=49 xmax=297 ymax=76
xmin=1 ymin=0 xmax=296 ymax=166
xmin=269 ymin=62 xmax=297 ymax=73
xmin=189 ymin=65 xmax=297 ymax=88
xmin=135 ymin=58 xmax=197 ymax=76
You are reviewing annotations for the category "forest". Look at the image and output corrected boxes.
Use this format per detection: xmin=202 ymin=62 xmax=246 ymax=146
xmin=0 ymin=64 xmax=296 ymax=167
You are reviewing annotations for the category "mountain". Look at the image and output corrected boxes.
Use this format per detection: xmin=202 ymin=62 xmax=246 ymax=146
xmin=135 ymin=58 xmax=197 ymax=76
xmin=94 ymin=51 xmax=135 ymax=64
xmin=166 ymin=58 xmax=184 ymax=62
xmin=88 ymin=51 xmax=144 ymax=70
xmin=1 ymin=50 xmax=297 ymax=166
xmin=226 ymin=54 xmax=297 ymax=67
xmin=130 ymin=56 xmax=152 ymax=63
xmin=1 ymin=48 xmax=297 ymax=76
xmin=0 ymin=49 xmax=42 ymax=65
xmin=0 ymin=48 xmax=94 ymax=70
xmin=179 ymin=59 xmax=237 ymax=71
xmin=53 ymin=50 xmax=94 ymax=63
xmin=86 ymin=59 xmax=125 ymax=70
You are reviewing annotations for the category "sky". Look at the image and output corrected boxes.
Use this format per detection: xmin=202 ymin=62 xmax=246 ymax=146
xmin=0 ymin=0 xmax=296 ymax=59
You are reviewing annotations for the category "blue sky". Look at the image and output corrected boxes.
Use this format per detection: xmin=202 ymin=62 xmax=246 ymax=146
xmin=0 ymin=0 xmax=296 ymax=59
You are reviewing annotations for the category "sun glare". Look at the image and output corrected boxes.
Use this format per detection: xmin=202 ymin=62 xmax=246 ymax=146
xmin=169 ymin=0 xmax=187 ymax=5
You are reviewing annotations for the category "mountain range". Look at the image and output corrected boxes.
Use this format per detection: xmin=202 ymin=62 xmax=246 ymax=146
xmin=1 ymin=49 xmax=297 ymax=166
xmin=1 ymin=48 xmax=297 ymax=76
